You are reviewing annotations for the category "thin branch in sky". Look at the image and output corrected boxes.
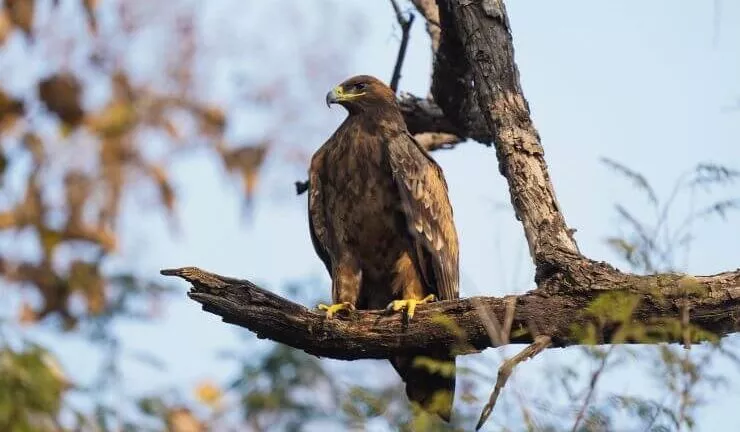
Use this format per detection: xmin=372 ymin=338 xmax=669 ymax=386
xmin=388 ymin=0 xmax=415 ymax=93
xmin=475 ymin=335 xmax=551 ymax=431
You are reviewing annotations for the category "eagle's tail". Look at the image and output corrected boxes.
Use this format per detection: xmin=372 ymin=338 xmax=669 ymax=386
xmin=390 ymin=354 xmax=456 ymax=422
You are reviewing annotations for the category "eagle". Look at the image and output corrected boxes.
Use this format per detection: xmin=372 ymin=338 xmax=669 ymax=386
xmin=307 ymin=75 xmax=459 ymax=421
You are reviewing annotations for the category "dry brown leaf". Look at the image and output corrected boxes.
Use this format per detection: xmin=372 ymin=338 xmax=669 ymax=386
xmin=198 ymin=106 xmax=226 ymax=137
xmin=4 ymin=0 xmax=34 ymax=37
xmin=222 ymin=144 xmax=268 ymax=203
xmin=83 ymin=0 xmax=97 ymax=33
xmin=64 ymin=171 xmax=92 ymax=226
xmin=22 ymin=132 xmax=44 ymax=165
xmin=39 ymin=228 xmax=63 ymax=260
xmin=162 ymin=117 xmax=181 ymax=141
xmin=166 ymin=407 xmax=205 ymax=432
xmin=19 ymin=177 xmax=44 ymax=226
xmin=0 ymin=211 xmax=15 ymax=230
xmin=0 ymin=9 xmax=11 ymax=44
xmin=148 ymin=164 xmax=176 ymax=215
xmin=112 ymin=70 xmax=134 ymax=102
xmin=69 ymin=260 xmax=105 ymax=315
xmin=38 ymin=74 xmax=85 ymax=127
xmin=0 ymin=88 xmax=24 ymax=131
xmin=18 ymin=301 xmax=38 ymax=325
xmin=0 ymin=149 xmax=7 ymax=185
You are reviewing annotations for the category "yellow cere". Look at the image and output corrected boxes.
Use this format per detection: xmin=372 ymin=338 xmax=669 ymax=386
xmin=335 ymin=85 xmax=366 ymax=100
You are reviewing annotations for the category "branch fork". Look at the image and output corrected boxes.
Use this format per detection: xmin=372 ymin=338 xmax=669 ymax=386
xmin=163 ymin=0 xmax=740 ymax=428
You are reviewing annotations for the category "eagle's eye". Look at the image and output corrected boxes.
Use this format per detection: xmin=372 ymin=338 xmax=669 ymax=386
xmin=353 ymin=82 xmax=367 ymax=91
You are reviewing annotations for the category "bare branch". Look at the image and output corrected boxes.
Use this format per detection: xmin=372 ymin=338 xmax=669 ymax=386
xmin=412 ymin=132 xmax=462 ymax=151
xmin=571 ymin=346 xmax=615 ymax=432
xmin=398 ymin=92 xmax=464 ymax=137
xmin=161 ymin=263 xmax=740 ymax=359
xmin=389 ymin=0 xmax=415 ymax=93
xmin=474 ymin=295 xmax=516 ymax=346
xmin=475 ymin=335 xmax=551 ymax=431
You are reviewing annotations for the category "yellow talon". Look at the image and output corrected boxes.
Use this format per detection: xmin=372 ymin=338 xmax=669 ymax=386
xmin=318 ymin=302 xmax=355 ymax=319
xmin=386 ymin=294 xmax=436 ymax=320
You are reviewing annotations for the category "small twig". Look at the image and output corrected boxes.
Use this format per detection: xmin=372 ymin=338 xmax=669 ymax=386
xmin=389 ymin=0 xmax=415 ymax=93
xmin=474 ymin=299 xmax=504 ymax=346
xmin=475 ymin=296 xmax=516 ymax=346
xmin=502 ymin=296 xmax=516 ymax=341
xmin=571 ymin=345 xmax=615 ymax=432
xmin=295 ymin=180 xmax=309 ymax=195
xmin=475 ymin=335 xmax=551 ymax=430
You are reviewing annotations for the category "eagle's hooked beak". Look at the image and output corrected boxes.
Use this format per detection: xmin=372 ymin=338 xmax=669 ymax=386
xmin=326 ymin=86 xmax=341 ymax=108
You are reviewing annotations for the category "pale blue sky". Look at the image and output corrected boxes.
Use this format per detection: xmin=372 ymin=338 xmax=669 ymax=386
xmin=8 ymin=1 xmax=740 ymax=430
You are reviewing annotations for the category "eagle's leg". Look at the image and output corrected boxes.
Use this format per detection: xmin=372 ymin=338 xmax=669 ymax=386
xmin=387 ymin=252 xmax=436 ymax=320
xmin=318 ymin=256 xmax=361 ymax=319
xmin=386 ymin=294 xmax=436 ymax=320
xmin=318 ymin=302 xmax=355 ymax=319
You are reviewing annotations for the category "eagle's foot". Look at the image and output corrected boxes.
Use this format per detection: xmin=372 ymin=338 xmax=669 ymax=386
xmin=386 ymin=294 xmax=436 ymax=320
xmin=318 ymin=302 xmax=355 ymax=319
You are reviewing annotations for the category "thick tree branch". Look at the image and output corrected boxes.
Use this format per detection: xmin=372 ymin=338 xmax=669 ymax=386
xmin=397 ymin=93 xmax=462 ymax=137
xmin=163 ymin=265 xmax=740 ymax=360
xmin=437 ymin=0 xmax=578 ymax=260
xmin=431 ymin=1 xmax=493 ymax=144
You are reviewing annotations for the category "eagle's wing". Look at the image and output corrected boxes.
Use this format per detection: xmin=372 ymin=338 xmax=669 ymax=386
xmin=388 ymin=132 xmax=459 ymax=301
xmin=308 ymin=152 xmax=332 ymax=274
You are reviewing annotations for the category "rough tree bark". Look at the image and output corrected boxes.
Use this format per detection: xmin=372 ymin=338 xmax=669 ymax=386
xmin=163 ymin=266 xmax=740 ymax=359
xmin=437 ymin=0 xmax=579 ymax=260
xmin=162 ymin=0 xmax=740 ymax=398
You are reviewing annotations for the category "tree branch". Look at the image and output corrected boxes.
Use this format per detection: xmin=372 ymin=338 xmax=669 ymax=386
xmin=430 ymin=1 xmax=493 ymax=144
xmin=389 ymin=0 xmax=415 ymax=93
xmin=571 ymin=345 xmax=614 ymax=432
xmin=397 ymin=92 xmax=463 ymax=138
xmin=475 ymin=335 xmax=551 ymax=431
xmin=412 ymin=132 xmax=462 ymax=151
xmin=436 ymin=0 xmax=578 ymax=260
xmin=162 ymin=265 xmax=740 ymax=360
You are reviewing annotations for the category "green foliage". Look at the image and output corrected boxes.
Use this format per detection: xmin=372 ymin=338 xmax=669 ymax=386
xmin=554 ymin=159 xmax=740 ymax=431
xmin=0 ymin=344 xmax=67 ymax=431
xmin=585 ymin=292 xmax=641 ymax=324
xmin=413 ymin=356 xmax=456 ymax=378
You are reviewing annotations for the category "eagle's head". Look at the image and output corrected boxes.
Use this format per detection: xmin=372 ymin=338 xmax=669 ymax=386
xmin=325 ymin=75 xmax=397 ymax=114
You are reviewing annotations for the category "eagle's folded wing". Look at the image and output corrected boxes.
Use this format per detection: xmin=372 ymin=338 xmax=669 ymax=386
xmin=387 ymin=133 xmax=459 ymax=301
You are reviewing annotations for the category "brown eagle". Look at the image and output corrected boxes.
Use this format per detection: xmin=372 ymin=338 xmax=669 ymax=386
xmin=307 ymin=75 xmax=459 ymax=421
